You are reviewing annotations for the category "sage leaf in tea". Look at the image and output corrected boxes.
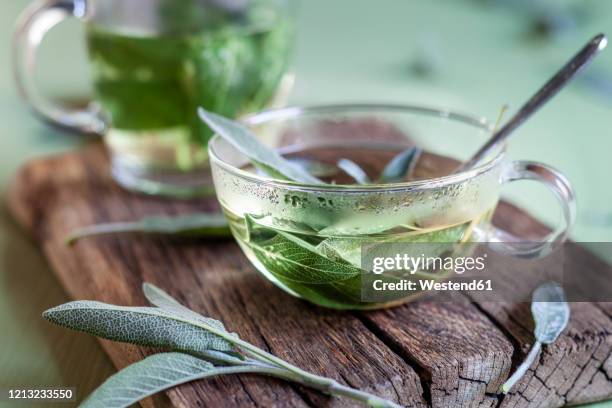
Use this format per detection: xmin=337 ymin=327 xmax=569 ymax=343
xmin=66 ymin=213 xmax=231 ymax=245
xmin=198 ymin=108 xmax=323 ymax=184
xmin=378 ymin=147 xmax=422 ymax=183
xmin=317 ymin=222 xmax=470 ymax=269
xmin=249 ymin=231 xmax=361 ymax=284
xmin=500 ymin=282 xmax=569 ymax=394
xmin=43 ymin=301 xmax=235 ymax=354
xmin=44 ymin=284 xmax=402 ymax=408
xmin=337 ymin=158 xmax=371 ymax=184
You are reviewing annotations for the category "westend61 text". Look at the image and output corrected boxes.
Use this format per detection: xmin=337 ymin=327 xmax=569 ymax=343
xmin=372 ymin=279 xmax=493 ymax=292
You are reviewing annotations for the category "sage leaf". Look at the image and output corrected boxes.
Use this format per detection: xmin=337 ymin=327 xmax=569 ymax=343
xmin=337 ymin=158 xmax=370 ymax=184
xmin=66 ymin=213 xmax=231 ymax=245
xmin=317 ymin=238 xmax=364 ymax=268
xmin=249 ymin=231 xmax=361 ymax=284
xmin=141 ymin=283 xmax=244 ymax=363
xmin=531 ymin=282 xmax=570 ymax=344
xmin=142 ymin=283 xmax=231 ymax=330
xmin=318 ymin=222 xmax=470 ymax=268
xmin=245 ymin=215 xmax=360 ymax=284
xmin=500 ymin=282 xmax=569 ymax=394
xmin=197 ymin=108 xmax=323 ymax=184
xmin=42 ymin=301 xmax=235 ymax=354
xmin=378 ymin=147 xmax=422 ymax=183
xmin=81 ymin=352 xmax=278 ymax=408
xmin=80 ymin=353 xmax=215 ymax=408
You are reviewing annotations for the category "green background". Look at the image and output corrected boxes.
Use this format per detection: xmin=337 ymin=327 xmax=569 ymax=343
xmin=0 ymin=0 xmax=610 ymax=406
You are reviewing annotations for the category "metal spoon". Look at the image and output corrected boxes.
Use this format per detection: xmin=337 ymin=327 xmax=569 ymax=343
xmin=457 ymin=33 xmax=608 ymax=172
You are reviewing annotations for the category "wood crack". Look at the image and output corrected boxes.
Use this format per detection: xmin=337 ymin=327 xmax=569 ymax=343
xmin=355 ymin=313 xmax=433 ymax=407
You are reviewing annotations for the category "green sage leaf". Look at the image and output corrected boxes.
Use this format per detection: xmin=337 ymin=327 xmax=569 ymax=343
xmin=81 ymin=353 xmax=215 ymax=408
xmin=500 ymin=282 xmax=569 ymax=394
xmin=66 ymin=213 xmax=231 ymax=245
xmin=142 ymin=283 xmax=219 ymax=326
xmin=532 ymin=282 xmax=570 ymax=344
xmin=197 ymin=108 xmax=323 ymax=184
xmin=80 ymin=352 xmax=275 ymax=408
xmin=318 ymin=222 xmax=470 ymax=268
xmin=378 ymin=147 xmax=422 ymax=183
xmin=141 ymin=283 xmax=245 ymax=363
xmin=337 ymin=158 xmax=370 ymax=184
xmin=43 ymin=301 xmax=235 ymax=354
xmin=249 ymin=231 xmax=361 ymax=284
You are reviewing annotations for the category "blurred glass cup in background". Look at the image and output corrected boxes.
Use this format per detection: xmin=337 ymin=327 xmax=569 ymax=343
xmin=13 ymin=0 xmax=296 ymax=197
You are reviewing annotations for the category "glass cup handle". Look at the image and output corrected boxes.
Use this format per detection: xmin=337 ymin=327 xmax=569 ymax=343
xmin=12 ymin=0 xmax=107 ymax=135
xmin=487 ymin=160 xmax=577 ymax=258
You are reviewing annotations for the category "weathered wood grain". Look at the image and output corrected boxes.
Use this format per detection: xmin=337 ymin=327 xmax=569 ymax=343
xmin=7 ymin=142 xmax=612 ymax=407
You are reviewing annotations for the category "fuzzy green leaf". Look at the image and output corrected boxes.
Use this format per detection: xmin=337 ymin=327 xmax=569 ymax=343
xmin=66 ymin=213 xmax=231 ymax=244
xmin=378 ymin=147 xmax=422 ymax=183
xmin=500 ymin=283 xmax=569 ymax=394
xmin=249 ymin=231 xmax=361 ymax=284
xmin=337 ymin=158 xmax=370 ymax=184
xmin=318 ymin=223 xmax=470 ymax=268
xmin=142 ymin=283 xmax=222 ymax=327
xmin=81 ymin=353 xmax=215 ymax=408
xmin=532 ymin=282 xmax=569 ymax=344
xmin=197 ymin=108 xmax=323 ymax=184
xmin=43 ymin=301 xmax=234 ymax=354
xmin=141 ymin=284 xmax=244 ymax=364
xmin=80 ymin=352 xmax=276 ymax=408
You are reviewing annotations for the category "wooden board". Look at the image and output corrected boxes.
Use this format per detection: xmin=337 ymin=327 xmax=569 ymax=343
xmin=7 ymin=142 xmax=612 ymax=408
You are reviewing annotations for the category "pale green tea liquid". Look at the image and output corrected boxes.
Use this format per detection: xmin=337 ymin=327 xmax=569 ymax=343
xmin=87 ymin=20 xmax=292 ymax=178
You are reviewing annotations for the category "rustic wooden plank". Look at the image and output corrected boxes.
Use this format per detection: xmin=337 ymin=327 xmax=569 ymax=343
xmin=7 ymin=143 xmax=425 ymax=408
xmin=361 ymin=298 xmax=513 ymax=408
xmin=7 ymin=142 xmax=612 ymax=407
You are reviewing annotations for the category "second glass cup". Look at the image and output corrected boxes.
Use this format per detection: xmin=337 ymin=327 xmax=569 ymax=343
xmin=13 ymin=0 xmax=295 ymax=197
xmin=208 ymin=104 xmax=576 ymax=309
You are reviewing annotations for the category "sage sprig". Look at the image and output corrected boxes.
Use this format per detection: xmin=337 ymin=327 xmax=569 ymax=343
xmin=43 ymin=283 xmax=402 ymax=408
xmin=65 ymin=213 xmax=231 ymax=245
xmin=499 ymin=282 xmax=570 ymax=394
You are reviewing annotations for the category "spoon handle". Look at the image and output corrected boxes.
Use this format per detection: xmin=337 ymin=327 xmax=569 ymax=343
xmin=458 ymin=33 xmax=608 ymax=172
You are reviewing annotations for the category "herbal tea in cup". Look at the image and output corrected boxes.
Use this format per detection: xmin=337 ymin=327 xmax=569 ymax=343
xmin=206 ymin=105 xmax=576 ymax=309
xmin=13 ymin=0 xmax=294 ymax=197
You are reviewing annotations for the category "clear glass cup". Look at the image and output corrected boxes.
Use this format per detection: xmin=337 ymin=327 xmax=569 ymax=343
xmin=208 ymin=104 xmax=576 ymax=309
xmin=13 ymin=0 xmax=295 ymax=197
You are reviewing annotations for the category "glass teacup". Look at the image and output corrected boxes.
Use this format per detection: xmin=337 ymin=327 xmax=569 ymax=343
xmin=208 ymin=104 xmax=576 ymax=309
xmin=13 ymin=0 xmax=295 ymax=197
